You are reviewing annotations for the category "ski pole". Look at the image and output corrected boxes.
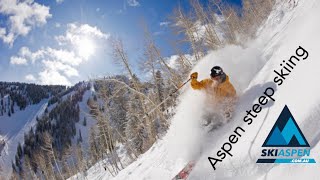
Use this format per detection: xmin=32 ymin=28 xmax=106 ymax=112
xmin=169 ymin=78 xmax=191 ymax=97
xmin=144 ymin=78 xmax=191 ymax=117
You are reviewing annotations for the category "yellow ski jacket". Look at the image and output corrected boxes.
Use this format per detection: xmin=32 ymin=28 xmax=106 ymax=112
xmin=191 ymin=75 xmax=236 ymax=103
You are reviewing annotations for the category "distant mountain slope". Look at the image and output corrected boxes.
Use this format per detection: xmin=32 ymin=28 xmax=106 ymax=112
xmin=0 ymin=82 xmax=66 ymax=177
xmin=0 ymin=100 xmax=48 ymax=176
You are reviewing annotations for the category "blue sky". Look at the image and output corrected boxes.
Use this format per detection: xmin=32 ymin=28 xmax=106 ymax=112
xmin=0 ymin=0 xmax=241 ymax=85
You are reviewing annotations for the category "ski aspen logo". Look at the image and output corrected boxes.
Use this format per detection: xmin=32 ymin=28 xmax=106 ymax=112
xmin=256 ymin=105 xmax=316 ymax=164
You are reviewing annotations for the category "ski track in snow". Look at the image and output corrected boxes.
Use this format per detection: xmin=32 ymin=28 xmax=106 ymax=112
xmin=77 ymin=0 xmax=320 ymax=179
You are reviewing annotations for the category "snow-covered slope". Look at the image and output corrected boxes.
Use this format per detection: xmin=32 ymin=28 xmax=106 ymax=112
xmin=0 ymin=99 xmax=48 ymax=175
xmin=0 ymin=83 xmax=97 ymax=179
xmin=79 ymin=1 xmax=320 ymax=179
xmin=73 ymin=88 xmax=97 ymax=150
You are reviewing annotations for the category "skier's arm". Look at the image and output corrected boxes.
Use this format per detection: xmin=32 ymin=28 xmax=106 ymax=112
xmin=191 ymin=78 xmax=207 ymax=90
xmin=190 ymin=72 xmax=210 ymax=90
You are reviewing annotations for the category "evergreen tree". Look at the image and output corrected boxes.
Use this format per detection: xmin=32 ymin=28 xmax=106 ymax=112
xmin=78 ymin=129 xmax=83 ymax=143
xmin=17 ymin=143 xmax=23 ymax=158
xmin=10 ymin=102 xmax=14 ymax=114
xmin=83 ymin=117 xmax=87 ymax=126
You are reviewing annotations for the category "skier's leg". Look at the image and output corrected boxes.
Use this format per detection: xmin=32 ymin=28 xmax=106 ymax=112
xmin=202 ymin=110 xmax=222 ymax=126
xmin=202 ymin=112 xmax=214 ymax=126
xmin=207 ymin=113 xmax=224 ymax=132
xmin=221 ymin=98 xmax=236 ymax=122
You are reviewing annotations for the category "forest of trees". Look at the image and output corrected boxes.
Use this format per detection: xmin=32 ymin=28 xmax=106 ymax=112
xmin=8 ymin=0 xmax=278 ymax=179
xmin=11 ymin=84 xmax=89 ymax=179
xmin=0 ymin=82 xmax=65 ymax=117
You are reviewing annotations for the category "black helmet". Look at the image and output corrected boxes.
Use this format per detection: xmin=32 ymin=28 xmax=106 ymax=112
xmin=210 ymin=66 xmax=224 ymax=77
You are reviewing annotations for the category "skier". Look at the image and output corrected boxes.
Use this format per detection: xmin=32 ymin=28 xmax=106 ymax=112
xmin=190 ymin=66 xmax=237 ymax=126
xmin=171 ymin=67 xmax=237 ymax=179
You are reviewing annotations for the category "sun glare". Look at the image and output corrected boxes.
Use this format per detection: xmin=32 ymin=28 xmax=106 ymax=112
xmin=76 ymin=37 xmax=95 ymax=59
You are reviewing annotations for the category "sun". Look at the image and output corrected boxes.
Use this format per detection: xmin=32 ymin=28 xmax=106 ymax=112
xmin=76 ymin=37 xmax=96 ymax=60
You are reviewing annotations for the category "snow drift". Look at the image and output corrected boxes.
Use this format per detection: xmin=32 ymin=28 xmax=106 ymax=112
xmin=78 ymin=0 xmax=320 ymax=179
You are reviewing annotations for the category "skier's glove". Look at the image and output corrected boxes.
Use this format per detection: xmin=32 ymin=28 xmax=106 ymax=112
xmin=190 ymin=72 xmax=198 ymax=79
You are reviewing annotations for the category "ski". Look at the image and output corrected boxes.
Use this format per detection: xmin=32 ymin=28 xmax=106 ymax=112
xmin=172 ymin=161 xmax=196 ymax=180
